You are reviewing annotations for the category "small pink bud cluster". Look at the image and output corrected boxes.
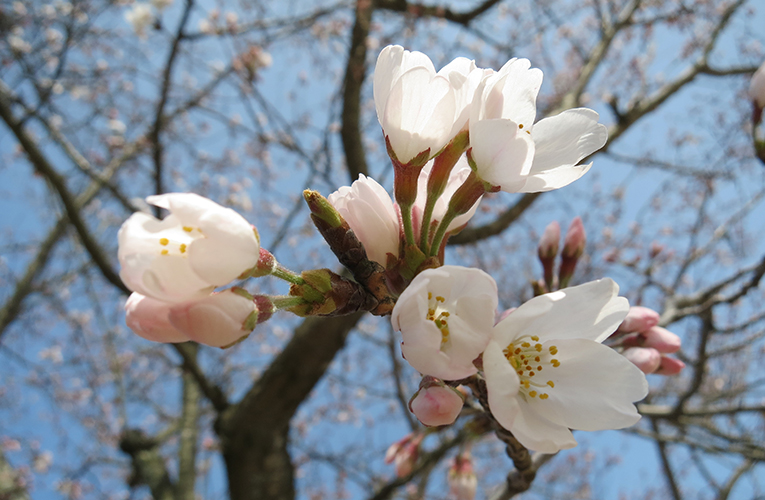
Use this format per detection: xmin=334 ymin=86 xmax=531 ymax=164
xmin=408 ymin=376 xmax=464 ymax=427
xmin=535 ymin=217 xmax=586 ymax=292
xmin=384 ymin=433 xmax=423 ymax=478
xmin=613 ymin=306 xmax=685 ymax=375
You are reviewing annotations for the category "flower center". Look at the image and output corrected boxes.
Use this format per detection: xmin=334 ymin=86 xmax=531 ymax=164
xmin=426 ymin=292 xmax=451 ymax=345
xmin=502 ymin=335 xmax=560 ymax=400
xmin=158 ymin=226 xmax=203 ymax=256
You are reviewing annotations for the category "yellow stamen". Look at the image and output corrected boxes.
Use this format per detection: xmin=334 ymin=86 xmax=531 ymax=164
xmin=547 ymin=381 xmax=555 ymax=388
xmin=179 ymin=244 xmax=187 ymax=254
xmin=183 ymin=226 xmax=193 ymax=232
xmin=529 ymin=391 xmax=537 ymax=398
xmin=159 ymin=238 xmax=169 ymax=246
xmin=161 ymin=249 xmax=169 ymax=255
xmin=539 ymin=393 xmax=549 ymax=400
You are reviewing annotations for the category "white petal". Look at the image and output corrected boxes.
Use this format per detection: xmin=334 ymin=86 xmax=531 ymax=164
xmin=190 ymin=209 xmax=260 ymax=285
xmin=146 ymin=192 xmax=223 ymax=224
xmin=525 ymin=338 xmax=648 ymax=431
xmin=493 ymin=279 xmax=628 ymax=345
xmin=125 ymin=293 xmax=189 ymax=343
xmin=506 ymin=396 xmax=578 ymax=453
xmin=469 ymin=119 xmax=534 ymax=190
xmin=168 ymin=290 xmax=255 ymax=347
xmin=374 ymin=45 xmax=405 ymax=122
xmin=328 ymin=175 xmax=400 ymax=265
xmin=516 ymin=162 xmax=593 ymax=192
xmin=484 ymin=340 xmax=577 ymax=453
xmin=483 ymin=340 xmax=521 ymax=423
xmin=530 ymin=108 xmax=607 ymax=174
xmin=384 ymin=67 xmax=454 ymax=163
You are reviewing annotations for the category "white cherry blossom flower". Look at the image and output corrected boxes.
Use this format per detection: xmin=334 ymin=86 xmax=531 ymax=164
xmin=483 ymin=279 xmax=648 ymax=453
xmin=468 ymin=59 xmax=607 ymax=192
xmin=392 ymin=266 xmax=497 ymax=380
xmin=374 ymin=45 xmax=456 ymax=164
xmin=118 ymin=193 xmax=260 ymax=303
xmin=327 ymin=175 xmax=400 ymax=266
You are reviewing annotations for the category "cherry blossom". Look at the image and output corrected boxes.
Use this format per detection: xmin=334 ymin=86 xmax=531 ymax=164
xmin=374 ymin=45 xmax=456 ymax=165
xmin=126 ymin=290 xmax=260 ymax=348
xmin=408 ymin=376 xmax=464 ymax=427
xmin=118 ymin=193 xmax=260 ymax=303
xmin=468 ymin=59 xmax=607 ymax=192
xmin=166 ymin=289 xmax=258 ymax=348
xmin=483 ymin=279 xmax=648 ymax=453
xmin=327 ymin=175 xmax=400 ymax=266
xmin=391 ymin=266 xmax=497 ymax=380
xmin=384 ymin=433 xmax=423 ymax=478
xmin=125 ymin=292 xmax=189 ymax=343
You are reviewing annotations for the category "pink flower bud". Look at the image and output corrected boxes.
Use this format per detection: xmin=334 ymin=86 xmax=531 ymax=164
xmin=641 ymin=326 xmax=681 ymax=354
xmin=384 ymin=433 xmax=423 ymax=478
xmin=125 ymin=293 xmax=190 ymax=343
xmin=448 ymin=452 xmax=477 ymax=500
xmin=561 ymin=217 xmax=586 ymax=259
xmin=409 ymin=378 xmax=464 ymax=427
xmin=167 ymin=289 xmax=257 ymax=348
xmin=617 ymin=306 xmax=660 ymax=334
xmin=654 ymin=356 xmax=685 ymax=376
xmin=622 ymin=347 xmax=661 ymax=374
xmin=538 ymin=221 xmax=560 ymax=259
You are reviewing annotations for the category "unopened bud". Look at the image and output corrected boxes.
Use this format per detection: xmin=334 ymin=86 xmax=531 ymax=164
xmin=538 ymin=221 xmax=560 ymax=259
xmin=408 ymin=376 xmax=464 ymax=427
xmin=304 ymin=189 xmax=344 ymax=228
xmin=642 ymin=326 xmax=681 ymax=354
xmin=384 ymin=433 xmax=423 ymax=478
xmin=167 ymin=289 xmax=259 ymax=348
xmin=622 ymin=347 xmax=661 ymax=374
xmin=559 ymin=217 xmax=586 ymax=288
xmin=617 ymin=306 xmax=660 ymax=334
xmin=538 ymin=221 xmax=560 ymax=290
xmin=654 ymin=356 xmax=685 ymax=376
xmin=448 ymin=452 xmax=477 ymax=500
xmin=649 ymin=241 xmax=664 ymax=259
xmin=562 ymin=217 xmax=586 ymax=259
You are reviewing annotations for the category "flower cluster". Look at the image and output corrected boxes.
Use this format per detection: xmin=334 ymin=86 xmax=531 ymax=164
xmin=116 ymin=45 xmax=663 ymax=484
xmin=118 ymin=193 xmax=266 ymax=347
xmin=328 ymin=45 xmax=607 ymax=273
xmin=392 ymin=270 xmax=648 ymax=453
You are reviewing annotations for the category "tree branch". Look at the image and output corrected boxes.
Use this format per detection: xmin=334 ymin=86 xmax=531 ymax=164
xmin=0 ymin=80 xmax=129 ymax=295
xmin=340 ymin=0 xmax=373 ymax=181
